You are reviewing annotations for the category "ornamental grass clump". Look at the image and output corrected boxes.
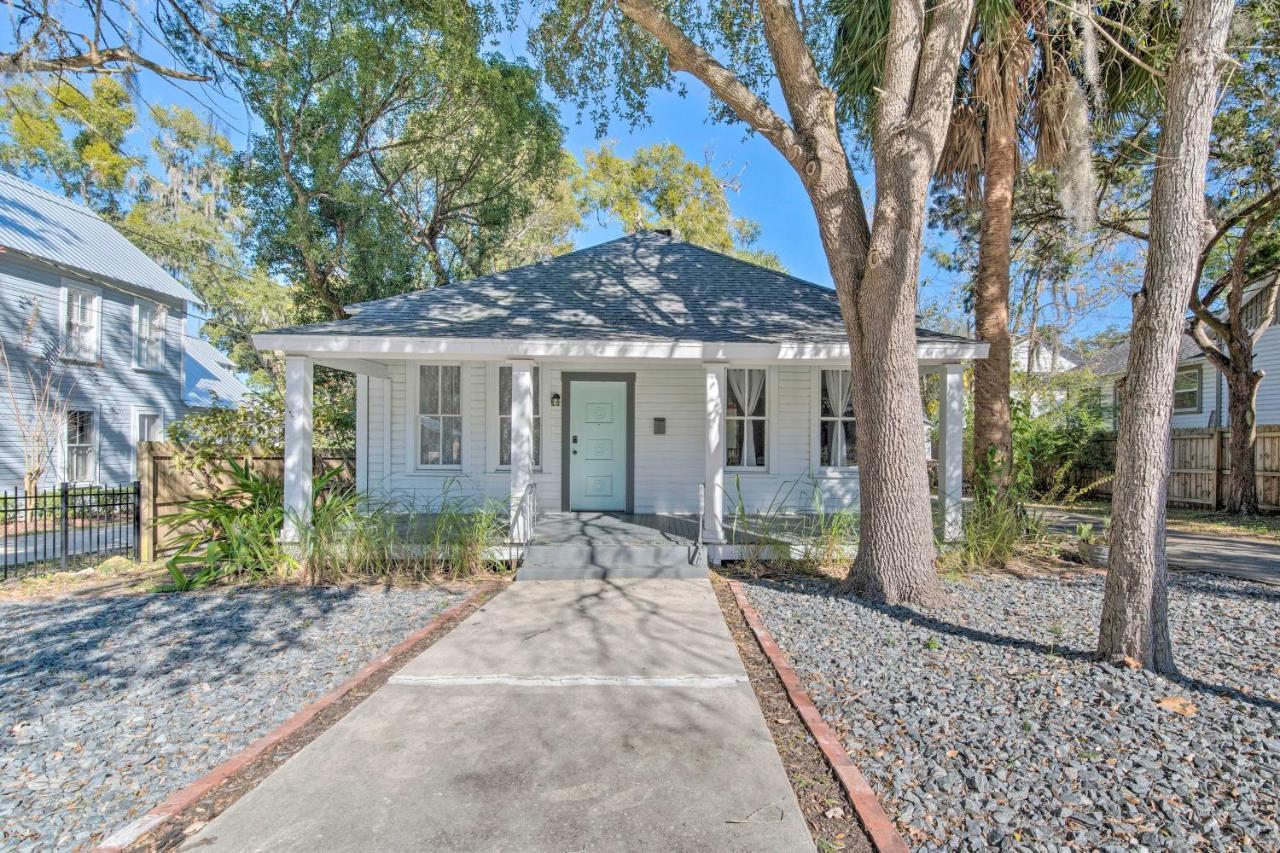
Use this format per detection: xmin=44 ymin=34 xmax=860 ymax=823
xmin=162 ymin=464 xmax=508 ymax=590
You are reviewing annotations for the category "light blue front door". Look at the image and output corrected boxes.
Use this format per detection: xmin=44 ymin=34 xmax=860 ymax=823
xmin=569 ymin=380 xmax=628 ymax=511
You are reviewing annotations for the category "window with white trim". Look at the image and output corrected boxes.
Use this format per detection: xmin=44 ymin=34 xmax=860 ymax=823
xmin=135 ymin=300 xmax=168 ymax=370
xmin=726 ymin=368 xmax=767 ymax=468
xmin=417 ymin=364 xmax=462 ymax=466
xmin=498 ymin=365 xmax=541 ymax=468
xmin=63 ymin=286 xmax=100 ymax=362
xmin=134 ymin=410 xmax=163 ymax=474
xmin=1173 ymin=365 xmax=1201 ymax=413
xmin=818 ymin=369 xmax=857 ymax=468
xmin=66 ymin=410 xmax=96 ymax=483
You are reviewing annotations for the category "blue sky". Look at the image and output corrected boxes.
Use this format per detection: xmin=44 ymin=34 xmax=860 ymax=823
xmin=3 ymin=7 xmax=1135 ymax=339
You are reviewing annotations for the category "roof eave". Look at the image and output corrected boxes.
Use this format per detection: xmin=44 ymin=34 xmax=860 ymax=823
xmin=252 ymin=332 xmax=989 ymax=363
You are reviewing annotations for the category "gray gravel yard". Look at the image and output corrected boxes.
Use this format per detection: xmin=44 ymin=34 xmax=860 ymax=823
xmin=0 ymin=585 xmax=464 ymax=851
xmin=744 ymin=571 xmax=1280 ymax=851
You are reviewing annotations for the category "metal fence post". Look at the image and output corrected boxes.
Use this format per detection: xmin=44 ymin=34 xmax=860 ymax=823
xmin=133 ymin=480 xmax=142 ymax=560
xmin=59 ymin=482 xmax=69 ymax=572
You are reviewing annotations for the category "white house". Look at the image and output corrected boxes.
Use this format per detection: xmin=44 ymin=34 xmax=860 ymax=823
xmin=1011 ymin=336 xmax=1083 ymax=415
xmin=252 ymin=231 xmax=987 ymax=559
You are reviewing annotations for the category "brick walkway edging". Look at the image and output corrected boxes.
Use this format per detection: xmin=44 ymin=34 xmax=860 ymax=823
xmin=93 ymin=581 xmax=503 ymax=853
xmin=728 ymin=580 xmax=910 ymax=853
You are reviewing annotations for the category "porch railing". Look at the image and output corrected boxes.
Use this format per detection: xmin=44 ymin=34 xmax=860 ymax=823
xmin=510 ymin=482 xmax=538 ymax=552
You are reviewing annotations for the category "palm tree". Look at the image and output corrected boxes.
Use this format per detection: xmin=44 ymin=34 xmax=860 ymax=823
xmin=833 ymin=0 xmax=1160 ymax=499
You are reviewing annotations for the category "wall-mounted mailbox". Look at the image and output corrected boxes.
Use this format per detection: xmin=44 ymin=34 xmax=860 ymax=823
xmin=653 ymin=417 xmax=666 ymax=435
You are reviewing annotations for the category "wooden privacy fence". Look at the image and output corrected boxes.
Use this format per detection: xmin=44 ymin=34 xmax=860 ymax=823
xmin=1080 ymin=426 xmax=1280 ymax=511
xmin=136 ymin=442 xmax=355 ymax=561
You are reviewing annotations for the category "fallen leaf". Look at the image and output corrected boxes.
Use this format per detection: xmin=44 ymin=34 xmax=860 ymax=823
xmin=1157 ymin=696 xmax=1198 ymax=717
xmin=824 ymin=806 xmax=846 ymax=820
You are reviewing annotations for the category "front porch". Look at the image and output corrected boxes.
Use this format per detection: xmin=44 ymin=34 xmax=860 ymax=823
xmin=273 ymin=355 xmax=972 ymax=556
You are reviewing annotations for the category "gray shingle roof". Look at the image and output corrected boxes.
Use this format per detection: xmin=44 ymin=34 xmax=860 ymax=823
xmin=1085 ymin=334 xmax=1205 ymax=376
xmin=264 ymin=231 xmax=974 ymax=345
xmin=0 ymin=171 xmax=198 ymax=304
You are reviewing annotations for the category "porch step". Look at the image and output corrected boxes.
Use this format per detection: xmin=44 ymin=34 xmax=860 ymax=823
xmin=517 ymin=543 xmax=708 ymax=581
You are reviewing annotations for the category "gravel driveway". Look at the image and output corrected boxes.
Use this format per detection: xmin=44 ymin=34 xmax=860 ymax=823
xmin=0 ymin=585 xmax=464 ymax=851
xmin=744 ymin=572 xmax=1279 ymax=851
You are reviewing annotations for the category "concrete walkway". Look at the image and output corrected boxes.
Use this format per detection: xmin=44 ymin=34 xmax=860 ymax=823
xmin=185 ymin=580 xmax=814 ymax=852
xmin=1045 ymin=510 xmax=1280 ymax=585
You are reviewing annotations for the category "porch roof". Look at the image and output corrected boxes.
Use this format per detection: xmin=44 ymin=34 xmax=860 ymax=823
xmin=255 ymin=231 xmax=982 ymax=359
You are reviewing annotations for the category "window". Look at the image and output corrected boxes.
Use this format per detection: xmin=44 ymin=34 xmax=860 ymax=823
xmin=135 ymin=300 xmax=168 ymax=370
xmin=498 ymin=365 xmax=541 ymax=468
xmin=134 ymin=410 xmax=163 ymax=474
xmin=1174 ymin=365 xmax=1202 ymax=413
xmin=66 ymin=410 xmax=96 ymax=483
xmin=418 ymin=364 xmax=462 ymax=466
xmin=726 ymin=368 xmax=767 ymax=468
xmin=819 ymin=369 xmax=856 ymax=468
xmin=63 ymin=285 xmax=100 ymax=362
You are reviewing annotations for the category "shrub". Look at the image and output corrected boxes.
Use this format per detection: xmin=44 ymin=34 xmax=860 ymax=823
xmin=161 ymin=465 xmax=509 ymax=590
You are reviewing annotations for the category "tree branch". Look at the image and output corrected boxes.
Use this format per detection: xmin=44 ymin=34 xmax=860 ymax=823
xmin=613 ymin=0 xmax=808 ymax=173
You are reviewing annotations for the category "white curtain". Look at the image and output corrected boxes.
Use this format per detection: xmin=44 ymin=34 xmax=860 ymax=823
xmin=824 ymin=370 xmax=853 ymax=466
xmin=728 ymin=369 xmax=766 ymax=465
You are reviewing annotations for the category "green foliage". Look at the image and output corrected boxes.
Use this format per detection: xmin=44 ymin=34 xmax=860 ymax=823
xmin=1010 ymin=385 xmax=1112 ymax=500
xmin=123 ymin=106 xmax=291 ymax=373
xmin=161 ymin=463 xmax=508 ymax=590
xmin=939 ymin=460 xmax=1046 ymax=572
xmin=297 ymin=486 xmax=508 ymax=584
xmin=165 ymin=374 xmax=355 ymax=468
xmin=1074 ymin=522 xmax=1108 ymax=545
xmin=578 ymin=142 xmax=784 ymax=270
xmin=0 ymin=77 xmax=136 ymax=213
xmin=229 ymin=0 xmax=565 ymax=319
xmin=161 ymin=459 xmax=296 ymax=590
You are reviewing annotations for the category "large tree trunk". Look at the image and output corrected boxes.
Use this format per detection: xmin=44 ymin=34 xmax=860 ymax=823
xmin=615 ymin=0 xmax=971 ymax=606
xmin=839 ymin=155 xmax=945 ymax=605
xmin=972 ymin=92 xmax=1016 ymax=493
xmin=1098 ymin=0 xmax=1234 ymax=674
xmin=1225 ymin=361 xmax=1262 ymax=515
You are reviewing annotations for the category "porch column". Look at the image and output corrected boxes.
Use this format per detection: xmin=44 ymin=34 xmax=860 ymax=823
xmin=281 ymin=355 xmax=314 ymax=544
xmin=704 ymin=362 xmax=726 ymax=543
xmin=509 ymin=359 xmax=535 ymax=539
xmin=939 ymin=362 xmax=965 ymax=542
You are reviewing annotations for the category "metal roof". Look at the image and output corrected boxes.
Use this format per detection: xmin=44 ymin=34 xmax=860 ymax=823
xmin=0 ymin=170 xmax=199 ymax=304
xmin=183 ymin=335 xmax=248 ymax=409
xmin=262 ymin=231 xmax=976 ymax=346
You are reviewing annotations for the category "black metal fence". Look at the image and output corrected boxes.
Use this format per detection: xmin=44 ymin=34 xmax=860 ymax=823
xmin=1 ymin=481 xmax=141 ymax=579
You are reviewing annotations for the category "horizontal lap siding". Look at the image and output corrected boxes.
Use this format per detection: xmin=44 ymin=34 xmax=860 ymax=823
xmin=362 ymin=360 xmax=860 ymax=515
xmin=1 ymin=254 xmax=186 ymax=488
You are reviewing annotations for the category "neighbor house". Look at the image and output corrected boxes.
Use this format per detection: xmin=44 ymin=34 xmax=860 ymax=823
xmin=0 ymin=171 xmax=230 ymax=487
xmin=253 ymin=230 xmax=987 ymax=558
xmin=1085 ymin=279 xmax=1280 ymax=429
xmin=1011 ymin=335 xmax=1083 ymax=415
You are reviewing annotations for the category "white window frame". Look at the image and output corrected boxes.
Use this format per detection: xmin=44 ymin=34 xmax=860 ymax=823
xmin=64 ymin=407 xmax=99 ymax=485
xmin=406 ymin=362 xmax=466 ymax=472
xmin=131 ymin=406 xmax=164 ymax=475
xmin=811 ymin=367 xmax=858 ymax=474
xmin=60 ymin=280 xmax=101 ymax=364
xmin=133 ymin=298 xmax=168 ymax=371
xmin=724 ymin=366 xmax=773 ymax=473
xmin=488 ymin=362 xmax=544 ymax=472
xmin=1173 ymin=364 xmax=1202 ymax=414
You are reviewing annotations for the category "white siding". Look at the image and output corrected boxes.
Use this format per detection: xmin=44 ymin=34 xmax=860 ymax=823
xmin=1099 ymin=361 xmax=1223 ymax=430
xmin=0 ymin=253 xmax=187 ymax=487
xmin=359 ymin=360 xmax=863 ymax=514
xmin=1244 ymin=324 xmax=1280 ymax=426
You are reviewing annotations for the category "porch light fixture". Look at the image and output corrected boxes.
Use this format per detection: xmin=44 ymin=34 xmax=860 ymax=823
xmin=550 ymin=393 xmax=561 ymax=407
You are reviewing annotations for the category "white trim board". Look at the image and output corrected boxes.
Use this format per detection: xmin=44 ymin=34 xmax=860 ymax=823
xmin=254 ymin=333 xmax=988 ymax=364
